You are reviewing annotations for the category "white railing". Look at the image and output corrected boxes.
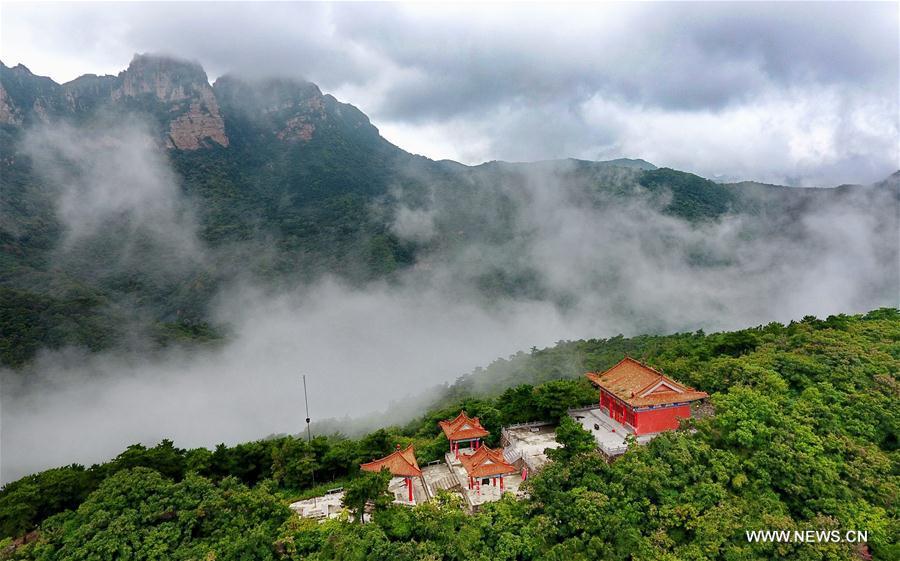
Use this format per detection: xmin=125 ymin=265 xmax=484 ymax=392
xmin=601 ymin=443 xmax=628 ymax=455
xmin=502 ymin=420 xmax=553 ymax=431
xmin=501 ymin=421 xmax=554 ymax=447
xmin=566 ymin=405 xmax=597 ymax=415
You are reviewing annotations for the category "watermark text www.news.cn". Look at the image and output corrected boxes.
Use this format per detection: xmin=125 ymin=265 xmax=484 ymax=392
xmin=746 ymin=530 xmax=868 ymax=543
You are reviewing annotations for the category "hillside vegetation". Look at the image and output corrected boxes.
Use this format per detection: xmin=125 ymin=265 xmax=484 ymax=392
xmin=1 ymin=308 xmax=897 ymax=560
xmin=3 ymin=57 xmax=896 ymax=368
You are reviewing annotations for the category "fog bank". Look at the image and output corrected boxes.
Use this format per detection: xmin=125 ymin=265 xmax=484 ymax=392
xmin=1 ymin=126 xmax=897 ymax=484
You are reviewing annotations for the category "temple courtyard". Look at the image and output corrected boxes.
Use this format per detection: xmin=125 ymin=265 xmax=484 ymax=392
xmin=292 ymin=357 xmax=710 ymax=521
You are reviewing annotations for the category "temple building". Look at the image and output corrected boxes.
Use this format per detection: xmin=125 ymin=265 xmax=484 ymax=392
xmin=360 ymin=444 xmax=423 ymax=503
xmin=458 ymin=445 xmax=517 ymax=493
xmin=438 ymin=411 xmax=489 ymax=458
xmin=586 ymin=357 xmax=708 ymax=435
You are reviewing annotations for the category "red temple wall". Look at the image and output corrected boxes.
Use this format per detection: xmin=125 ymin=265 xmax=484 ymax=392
xmin=633 ymin=405 xmax=691 ymax=434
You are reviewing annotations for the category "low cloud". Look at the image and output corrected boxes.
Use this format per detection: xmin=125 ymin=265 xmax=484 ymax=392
xmin=2 ymin=150 xmax=897 ymax=483
xmin=22 ymin=118 xmax=205 ymax=274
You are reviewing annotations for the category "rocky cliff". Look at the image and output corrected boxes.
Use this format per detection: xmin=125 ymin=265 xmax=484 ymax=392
xmin=111 ymin=54 xmax=228 ymax=149
xmin=0 ymin=54 xmax=390 ymax=153
xmin=0 ymin=55 xmax=380 ymax=151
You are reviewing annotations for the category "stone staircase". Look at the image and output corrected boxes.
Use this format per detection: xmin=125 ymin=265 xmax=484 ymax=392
xmin=422 ymin=463 xmax=462 ymax=500
xmin=503 ymin=447 xmax=522 ymax=465
xmin=431 ymin=474 xmax=460 ymax=491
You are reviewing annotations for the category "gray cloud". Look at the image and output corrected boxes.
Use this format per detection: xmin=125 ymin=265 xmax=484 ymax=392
xmin=22 ymin=119 xmax=202 ymax=259
xmin=330 ymin=2 xmax=897 ymax=113
xmin=2 ymin=2 xmax=896 ymax=184
xmin=2 ymin=152 xmax=897 ymax=482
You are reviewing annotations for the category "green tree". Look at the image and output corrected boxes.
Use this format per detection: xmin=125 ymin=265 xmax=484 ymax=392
xmin=533 ymin=379 xmax=597 ymax=421
xmin=271 ymin=438 xmax=316 ymax=489
xmin=343 ymin=469 xmax=392 ymax=523
xmin=548 ymin=416 xmax=597 ymax=462
xmin=15 ymin=467 xmax=290 ymax=560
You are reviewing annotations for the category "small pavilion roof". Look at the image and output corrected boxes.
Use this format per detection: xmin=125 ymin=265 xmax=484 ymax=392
xmin=438 ymin=411 xmax=489 ymax=441
xmin=458 ymin=445 xmax=517 ymax=478
xmin=586 ymin=357 xmax=709 ymax=407
xmin=360 ymin=444 xmax=422 ymax=478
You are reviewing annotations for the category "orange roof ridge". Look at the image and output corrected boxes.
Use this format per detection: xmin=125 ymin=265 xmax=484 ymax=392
xmin=360 ymin=444 xmax=422 ymax=478
xmin=635 ymin=375 xmax=664 ymax=396
xmin=458 ymin=445 xmax=516 ymax=478
xmin=635 ymin=375 xmax=689 ymax=397
xmin=585 ymin=357 xmax=708 ymax=407
xmin=438 ymin=410 xmax=489 ymax=441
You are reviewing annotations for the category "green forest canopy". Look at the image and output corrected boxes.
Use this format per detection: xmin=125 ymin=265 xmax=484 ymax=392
xmin=1 ymin=308 xmax=897 ymax=560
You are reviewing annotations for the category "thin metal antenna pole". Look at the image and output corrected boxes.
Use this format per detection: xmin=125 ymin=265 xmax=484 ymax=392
xmin=303 ymin=374 xmax=312 ymax=444
xmin=302 ymin=374 xmax=315 ymax=487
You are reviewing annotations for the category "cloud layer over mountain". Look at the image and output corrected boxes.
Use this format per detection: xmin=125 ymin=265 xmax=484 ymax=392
xmin=1 ymin=118 xmax=896 ymax=483
xmin=2 ymin=2 xmax=897 ymax=185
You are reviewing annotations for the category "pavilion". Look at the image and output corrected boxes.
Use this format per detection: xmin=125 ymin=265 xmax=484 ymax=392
xmin=438 ymin=411 xmax=489 ymax=458
xmin=360 ymin=444 xmax=423 ymax=503
xmin=586 ymin=357 xmax=708 ymax=435
xmin=458 ymin=445 xmax=517 ymax=493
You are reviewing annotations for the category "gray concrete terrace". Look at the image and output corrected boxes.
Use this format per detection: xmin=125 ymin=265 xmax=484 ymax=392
xmin=500 ymin=422 xmax=562 ymax=471
xmin=568 ymin=406 xmax=657 ymax=457
xmin=421 ymin=461 xmax=461 ymax=497
xmin=387 ymin=476 xmax=428 ymax=505
xmin=289 ymin=490 xmax=346 ymax=520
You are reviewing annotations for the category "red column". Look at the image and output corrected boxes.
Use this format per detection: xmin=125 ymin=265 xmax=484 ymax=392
xmin=407 ymin=477 xmax=413 ymax=502
xmin=522 ymin=467 xmax=528 ymax=481
xmin=500 ymin=476 xmax=504 ymax=491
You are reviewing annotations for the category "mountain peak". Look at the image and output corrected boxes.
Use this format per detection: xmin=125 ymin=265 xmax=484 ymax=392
xmin=2 ymin=55 xmax=388 ymax=153
xmin=6 ymin=62 xmax=35 ymax=76
xmin=102 ymin=53 xmax=228 ymax=150
xmin=126 ymin=53 xmax=206 ymax=75
xmin=213 ymin=74 xmax=322 ymax=112
xmin=114 ymin=53 xmax=212 ymax=103
xmin=212 ymin=73 xmax=382 ymax=145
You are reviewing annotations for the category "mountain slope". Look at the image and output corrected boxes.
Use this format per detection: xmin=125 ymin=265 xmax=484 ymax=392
xmin=1 ymin=54 xmax=897 ymax=368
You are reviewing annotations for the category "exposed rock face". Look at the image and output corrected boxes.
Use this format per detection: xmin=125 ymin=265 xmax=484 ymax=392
xmin=31 ymin=98 xmax=53 ymax=122
xmin=166 ymin=98 xmax=230 ymax=149
xmin=275 ymin=95 xmax=325 ymax=142
xmin=214 ymin=75 xmax=331 ymax=143
xmin=0 ymin=62 xmax=69 ymax=125
xmin=276 ymin=116 xmax=316 ymax=141
xmin=0 ymin=84 xmax=21 ymax=125
xmin=1 ymin=54 xmax=383 ymax=151
xmin=112 ymin=54 xmax=208 ymax=103
xmin=114 ymin=54 xmax=229 ymax=150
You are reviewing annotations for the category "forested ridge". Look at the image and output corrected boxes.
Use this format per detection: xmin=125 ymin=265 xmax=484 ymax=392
xmin=3 ymin=57 xmax=897 ymax=369
xmin=1 ymin=308 xmax=897 ymax=560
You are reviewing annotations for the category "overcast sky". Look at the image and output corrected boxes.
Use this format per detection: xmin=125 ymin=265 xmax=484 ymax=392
xmin=2 ymin=2 xmax=897 ymax=185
